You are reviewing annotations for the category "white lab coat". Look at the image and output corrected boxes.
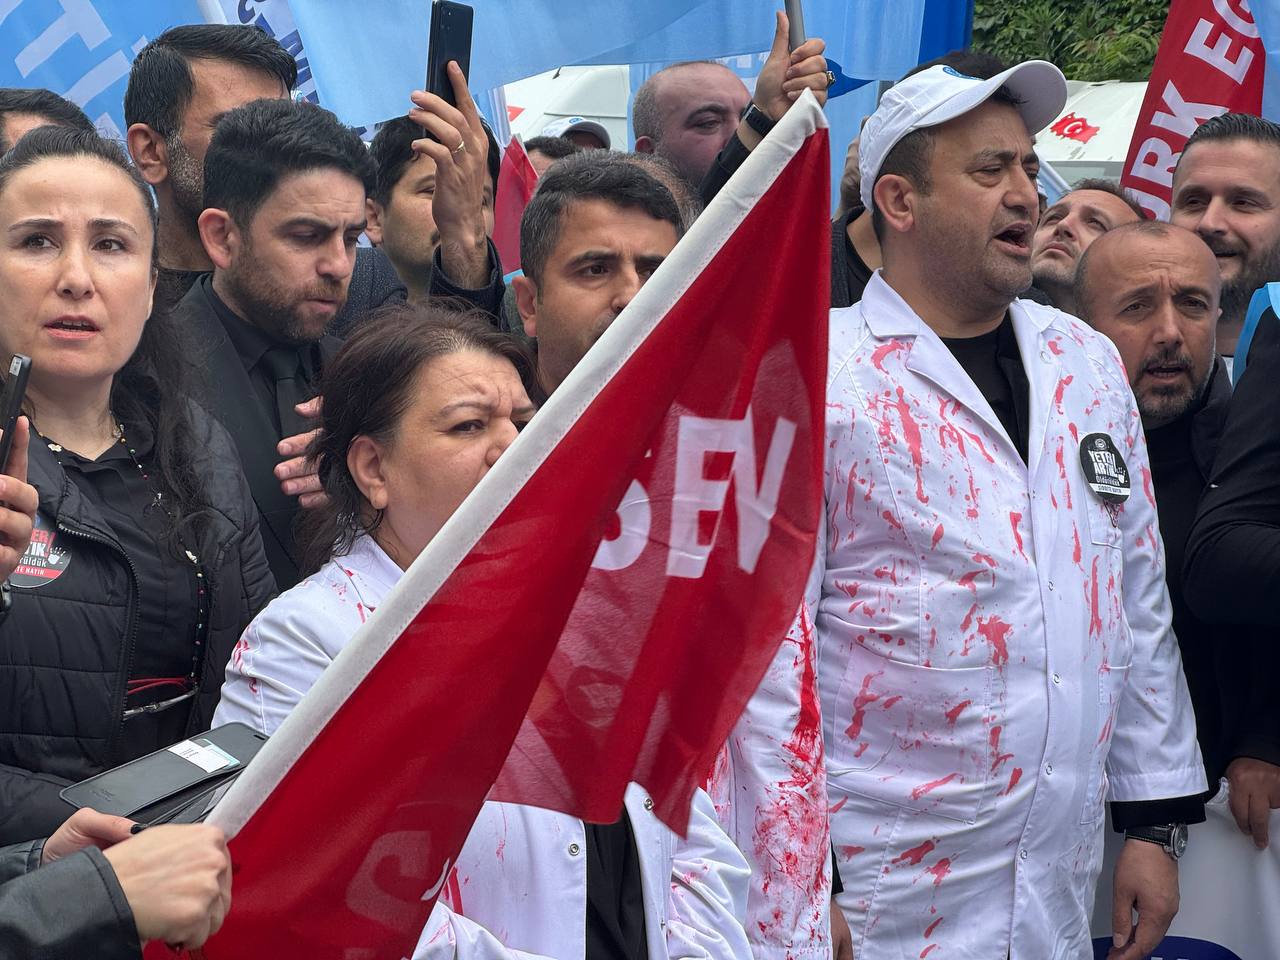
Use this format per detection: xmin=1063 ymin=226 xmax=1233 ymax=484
xmin=815 ymin=274 xmax=1205 ymax=959
xmin=213 ymin=535 xmax=752 ymax=960
xmin=705 ymin=611 xmax=831 ymax=960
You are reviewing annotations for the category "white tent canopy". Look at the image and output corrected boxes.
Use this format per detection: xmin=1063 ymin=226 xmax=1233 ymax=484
xmin=505 ymin=66 xmax=631 ymax=149
xmin=1036 ymin=80 xmax=1148 ymax=186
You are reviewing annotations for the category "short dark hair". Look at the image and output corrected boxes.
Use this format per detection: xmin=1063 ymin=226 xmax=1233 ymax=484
xmin=871 ymin=84 xmax=1022 ymax=241
xmin=368 ymin=116 xmax=501 ymax=208
xmin=203 ymin=98 xmax=375 ymax=227
xmin=519 ymin=152 xmax=683 ymax=282
xmin=1074 ymin=220 xmax=1186 ymax=323
xmin=621 ymin=151 xmax=703 ymax=228
xmin=632 ymin=60 xmax=723 ymax=144
xmin=124 ymin=24 xmax=297 ymax=138
xmin=0 ymin=126 xmax=156 ymax=264
xmin=1066 ymin=177 xmax=1147 ymax=220
xmin=523 ymin=135 xmax=583 ymax=162
xmin=0 ymin=88 xmax=94 ymax=152
xmin=1177 ymin=112 xmax=1280 ymax=176
xmin=296 ymin=304 xmax=536 ymax=575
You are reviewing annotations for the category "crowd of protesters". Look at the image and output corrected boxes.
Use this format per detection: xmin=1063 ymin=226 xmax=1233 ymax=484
xmin=0 ymin=10 xmax=1276 ymax=960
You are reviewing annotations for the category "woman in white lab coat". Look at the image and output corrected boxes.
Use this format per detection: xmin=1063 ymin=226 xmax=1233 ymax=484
xmin=213 ymin=303 xmax=752 ymax=960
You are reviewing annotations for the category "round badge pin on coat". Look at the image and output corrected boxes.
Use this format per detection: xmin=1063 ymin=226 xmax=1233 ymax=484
xmin=1078 ymin=433 xmax=1130 ymax=504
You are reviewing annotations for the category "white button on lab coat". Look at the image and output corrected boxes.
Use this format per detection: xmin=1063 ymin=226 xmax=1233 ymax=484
xmin=813 ymin=274 xmax=1205 ymax=959
xmin=214 ymin=535 xmax=752 ymax=960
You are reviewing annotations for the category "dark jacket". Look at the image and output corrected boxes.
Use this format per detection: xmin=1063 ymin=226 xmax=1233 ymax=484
xmin=172 ymin=278 xmax=342 ymax=590
xmin=1145 ymin=359 xmax=1239 ymax=784
xmin=1184 ymin=309 xmax=1280 ymax=770
xmin=330 ymin=245 xmax=408 ymax=338
xmin=0 ymin=838 xmax=138 ymax=959
xmin=0 ymin=408 xmax=275 ymax=844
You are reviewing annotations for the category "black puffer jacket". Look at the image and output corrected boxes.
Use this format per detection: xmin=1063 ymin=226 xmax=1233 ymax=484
xmin=0 ymin=405 xmax=275 ymax=844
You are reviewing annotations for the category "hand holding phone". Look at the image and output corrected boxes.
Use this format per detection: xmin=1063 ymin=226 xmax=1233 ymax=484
xmin=0 ymin=356 xmax=37 ymax=585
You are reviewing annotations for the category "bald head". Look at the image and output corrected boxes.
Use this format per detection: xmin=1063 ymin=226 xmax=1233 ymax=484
xmin=1075 ymin=222 xmax=1220 ymax=428
xmin=632 ymin=61 xmax=749 ymax=188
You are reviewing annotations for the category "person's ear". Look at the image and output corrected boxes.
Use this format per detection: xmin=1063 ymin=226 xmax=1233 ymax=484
xmin=126 ymin=124 xmax=169 ymax=187
xmin=872 ymin=174 xmax=916 ymax=236
xmin=634 ymin=136 xmax=656 ymax=155
xmin=347 ymin=436 xmax=391 ymax=511
xmin=198 ymin=208 xmax=238 ymax=271
xmin=512 ymin=274 xmax=540 ymax=338
xmin=365 ymin=198 xmax=385 ymax=246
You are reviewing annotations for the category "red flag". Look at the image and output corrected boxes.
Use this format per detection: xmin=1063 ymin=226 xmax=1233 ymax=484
xmin=492 ymin=135 xmax=539 ymax=273
xmin=187 ymin=93 xmax=830 ymax=960
xmin=1120 ymin=0 xmax=1264 ymax=218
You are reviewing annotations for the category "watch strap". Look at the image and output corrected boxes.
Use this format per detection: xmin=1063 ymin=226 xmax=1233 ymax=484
xmin=742 ymin=102 xmax=776 ymax=137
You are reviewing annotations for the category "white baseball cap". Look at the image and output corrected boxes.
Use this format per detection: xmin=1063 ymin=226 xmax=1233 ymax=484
xmin=540 ymin=116 xmax=611 ymax=150
xmin=858 ymin=61 xmax=1067 ymax=210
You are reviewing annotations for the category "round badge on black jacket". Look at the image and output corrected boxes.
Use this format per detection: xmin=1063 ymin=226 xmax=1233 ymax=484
xmin=10 ymin=513 xmax=72 ymax=588
xmin=1078 ymin=433 xmax=1130 ymax=504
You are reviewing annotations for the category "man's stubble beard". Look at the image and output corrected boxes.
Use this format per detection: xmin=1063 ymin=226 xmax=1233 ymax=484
xmin=165 ymin=133 xmax=205 ymax=230
xmin=223 ymin=245 xmax=345 ymax=345
xmin=1218 ymin=234 xmax=1280 ymax=327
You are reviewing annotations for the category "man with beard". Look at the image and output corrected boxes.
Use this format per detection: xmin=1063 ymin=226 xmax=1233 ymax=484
xmin=819 ymin=61 xmax=1204 ymax=959
xmin=171 ymin=97 xmax=374 ymax=589
xmin=1028 ymin=179 xmax=1144 ymax=312
xmin=1170 ymin=113 xmax=1280 ymax=370
xmin=1073 ymin=223 xmax=1256 ymax=803
xmin=124 ymin=25 xmax=299 ymax=312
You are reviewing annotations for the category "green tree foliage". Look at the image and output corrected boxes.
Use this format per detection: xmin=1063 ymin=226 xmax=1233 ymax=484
xmin=972 ymin=0 xmax=1169 ymax=81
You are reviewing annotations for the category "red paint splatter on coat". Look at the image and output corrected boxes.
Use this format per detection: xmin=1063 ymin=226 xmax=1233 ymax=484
xmin=840 ymin=845 xmax=865 ymax=858
xmin=892 ymin=839 xmax=936 ymax=866
xmin=958 ymin=569 xmax=989 ymax=593
xmin=960 ymin=603 xmax=978 ymax=633
xmin=1001 ymin=767 xmax=1023 ymax=795
xmin=883 ymin=510 xmax=904 ymax=531
xmin=931 ymin=523 xmax=944 ymax=549
xmin=1054 ymin=441 xmax=1073 ymax=508
xmin=944 ymin=700 xmax=971 ymax=725
xmin=921 ymin=945 xmax=940 ymax=957
xmin=1053 ymin=374 xmax=1074 ymax=413
xmin=890 ymin=386 xmax=929 ymax=504
xmin=924 ymin=916 xmax=945 ymax=938
xmin=1088 ymin=556 xmax=1103 ymax=636
xmin=846 ymin=673 xmax=882 ymax=739
xmin=925 ymin=857 xmax=952 ymax=886
xmin=1141 ymin=465 xmax=1156 ymax=509
xmin=1047 ymin=338 xmax=1064 ymax=356
xmin=972 ymin=552 xmax=997 ymax=568
xmin=1009 ymin=512 xmax=1026 ymax=558
xmin=882 ymin=694 xmax=903 ymax=710
xmin=976 ymin=616 xmax=1011 ymax=666
xmin=911 ymin=772 xmax=959 ymax=800
xmin=1072 ymin=525 xmax=1082 ymax=566
xmin=990 ymin=725 xmax=1014 ymax=773
xmin=966 ymin=473 xmax=980 ymax=518
xmin=872 ymin=340 xmax=907 ymax=371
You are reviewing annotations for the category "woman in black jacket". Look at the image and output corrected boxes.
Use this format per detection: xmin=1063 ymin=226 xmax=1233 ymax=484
xmin=0 ymin=127 xmax=276 ymax=843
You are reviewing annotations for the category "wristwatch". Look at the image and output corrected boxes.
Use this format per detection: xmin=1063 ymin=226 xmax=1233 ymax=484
xmin=741 ymin=102 xmax=776 ymax=138
xmin=1124 ymin=823 xmax=1188 ymax=860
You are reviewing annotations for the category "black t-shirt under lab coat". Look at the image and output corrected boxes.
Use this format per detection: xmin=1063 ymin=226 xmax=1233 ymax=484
xmin=941 ymin=314 xmax=1030 ymax=463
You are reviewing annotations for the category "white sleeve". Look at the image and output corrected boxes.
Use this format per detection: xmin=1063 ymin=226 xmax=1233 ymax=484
xmin=212 ymin=582 xmax=355 ymax=736
xmin=663 ymin=789 xmax=753 ymax=960
xmin=410 ymin=901 xmax=558 ymax=960
xmin=1105 ymin=382 xmax=1207 ymax=801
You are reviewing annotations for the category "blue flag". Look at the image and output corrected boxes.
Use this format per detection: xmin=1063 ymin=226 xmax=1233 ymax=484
xmin=0 ymin=0 xmax=202 ymax=138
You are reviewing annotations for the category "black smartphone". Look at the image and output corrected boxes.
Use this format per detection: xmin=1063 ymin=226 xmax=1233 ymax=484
xmin=60 ymin=722 xmax=268 ymax=819
xmin=425 ymin=0 xmax=474 ymax=107
xmin=0 ymin=354 xmax=31 ymax=476
xmin=785 ymin=0 xmax=807 ymax=50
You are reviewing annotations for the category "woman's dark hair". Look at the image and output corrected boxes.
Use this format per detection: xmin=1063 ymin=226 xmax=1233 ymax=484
xmin=296 ymin=304 xmax=537 ymax=576
xmin=0 ymin=127 xmax=213 ymax=552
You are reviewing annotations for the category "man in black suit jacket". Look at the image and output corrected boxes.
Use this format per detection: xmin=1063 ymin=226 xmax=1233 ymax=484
xmin=171 ymin=98 xmax=374 ymax=589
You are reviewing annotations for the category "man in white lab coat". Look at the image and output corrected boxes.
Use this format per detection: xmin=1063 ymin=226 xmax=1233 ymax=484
xmin=817 ymin=62 xmax=1207 ymax=959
